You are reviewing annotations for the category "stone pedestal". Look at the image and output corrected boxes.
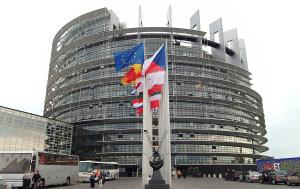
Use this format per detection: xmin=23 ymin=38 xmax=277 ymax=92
xmin=145 ymin=170 xmax=169 ymax=189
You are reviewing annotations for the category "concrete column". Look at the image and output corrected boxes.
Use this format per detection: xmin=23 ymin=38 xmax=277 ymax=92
xmin=138 ymin=5 xmax=143 ymax=27
xmin=239 ymin=39 xmax=249 ymax=71
xmin=142 ymin=77 xmax=153 ymax=186
xmin=190 ymin=10 xmax=200 ymax=31
xmin=224 ymin=28 xmax=242 ymax=68
xmin=158 ymin=42 xmax=172 ymax=187
xmin=209 ymin=18 xmax=226 ymax=62
xmin=166 ymin=6 xmax=172 ymax=27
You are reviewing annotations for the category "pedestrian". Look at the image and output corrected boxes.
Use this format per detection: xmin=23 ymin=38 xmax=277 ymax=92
xmin=171 ymin=170 xmax=176 ymax=179
xmin=32 ymin=170 xmax=41 ymax=189
xmin=177 ymin=169 xmax=181 ymax=179
xmin=98 ymin=171 xmax=104 ymax=188
xmin=90 ymin=172 xmax=96 ymax=188
xmin=101 ymin=171 xmax=106 ymax=185
xmin=94 ymin=170 xmax=103 ymax=188
xmin=182 ymin=170 xmax=186 ymax=179
xmin=23 ymin=171 xmax=32 ymax=189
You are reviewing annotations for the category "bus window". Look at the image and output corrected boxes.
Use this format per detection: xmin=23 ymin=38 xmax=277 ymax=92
xmin=31 ymin=155 xmax=36 ymax=172
xmin=38 ymin=152 xmax=79 ymax=166
xmin=95 ymin=163 xmax=104 ymax=170
xmin=79 ymin=162 xmax=94 ymax=173
xmin=112 ymin=164 xmax=119 ymax=169
xmin=0 ymin=153 xmax=32 ymax=174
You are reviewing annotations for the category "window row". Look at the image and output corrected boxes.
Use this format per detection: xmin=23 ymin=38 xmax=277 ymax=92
xmin=55 ymin=38 xmax=202 ymax=74
xmin=57 ymin=15 xmax=110 ymax=51
xmin=172 ymin=144 xmax=256 ymax=154
xmin=47 ymin=79 xmax=259 ymax=114
xmin=171 ymin=133 xmax=257 ymax=144
xmin=173 ymin=155 xmax=254 ymax=164
xmin=75 ymin=122 xmax=257 ymax=135
xmin=53 ymin=102 xmax=261 ymax=128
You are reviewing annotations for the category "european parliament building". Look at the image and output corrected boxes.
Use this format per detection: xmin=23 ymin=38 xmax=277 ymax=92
xmin=44 ymin=8 xmax=268 ymax=176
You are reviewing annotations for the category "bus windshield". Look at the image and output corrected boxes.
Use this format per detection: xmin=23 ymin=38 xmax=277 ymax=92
xmin=79 ymin=162 xmax=93 ymax=172
xmin=0 ymin=153 xmax=32 ymax=174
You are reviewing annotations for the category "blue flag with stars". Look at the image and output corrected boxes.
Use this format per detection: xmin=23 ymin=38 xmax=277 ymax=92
xmin=113 ymin=43 xmax=144 ymax=72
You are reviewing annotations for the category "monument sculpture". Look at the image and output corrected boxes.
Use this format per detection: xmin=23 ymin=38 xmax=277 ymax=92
xmin=145 ymin=151 xmax=169 ymax=189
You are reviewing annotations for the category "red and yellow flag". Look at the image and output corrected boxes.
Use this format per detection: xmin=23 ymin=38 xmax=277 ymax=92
xmin=121 ymin=64 xmax=142 ymax=85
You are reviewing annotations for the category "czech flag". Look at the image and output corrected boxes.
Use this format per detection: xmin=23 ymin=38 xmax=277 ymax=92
xmin=142 ymin=44 xmax=166 ymax=75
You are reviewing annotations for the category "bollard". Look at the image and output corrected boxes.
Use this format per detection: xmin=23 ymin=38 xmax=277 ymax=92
xmin=203 ymin=174 xmax=206 ymax=178
xmin=208 ymin=174 xmax=211 ymax=178
xmin=219 ymin=173 xmax=222 ymax=178
xmin=213 ymin=173 xmax=216 ymax=178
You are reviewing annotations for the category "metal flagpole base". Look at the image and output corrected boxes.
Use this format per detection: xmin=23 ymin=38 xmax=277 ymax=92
xmin=145 ymin=151 xmax=169 ymax=189
xmin=145 ymin=170 xmax=169 ymax=189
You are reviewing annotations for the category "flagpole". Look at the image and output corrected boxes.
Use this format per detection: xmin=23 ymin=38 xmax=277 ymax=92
xmin=158 ymin=40 xmax=172 ymax=186
xmin=142 ymin=39 xmax=153 ymax=186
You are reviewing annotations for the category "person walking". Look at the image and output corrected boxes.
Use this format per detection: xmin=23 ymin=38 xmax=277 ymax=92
xmin=23 ymin=171 xmax=32 ymax=189
xmin=96 ymin=170 xmax=103 ymax=188
xmin=101 ymin=171 xmax=106 ymax=186
xmin=182 ymin=169 xmax=186 ymax=179
xmin=171 ymin=170 xmax=176 ymax=179
xmin=90 ymin=172 xmax=96 ymax=188
xmin=177 ymin=170 xmax=182 ymax=179
xmin=32 ymin=170 xmax=41 ymax=189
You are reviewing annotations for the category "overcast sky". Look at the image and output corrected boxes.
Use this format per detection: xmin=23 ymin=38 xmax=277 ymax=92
xmin=0 ymin=0 xmax=299 ymax=158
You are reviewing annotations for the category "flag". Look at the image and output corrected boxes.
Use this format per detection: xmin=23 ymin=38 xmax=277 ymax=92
xmin=142 ymin=44 xmax=166 ymax=110
xmin=132 ymin=98 xmax=143 ymax=109
xmin=143 ymin=44 xmax=166 ymax=75
xmin=148 ymin=84 xmax=163 ymax=96
xmin=150 ymin=94 xmax=161 ymax=109
xmin=145 ymin=71 xmax=165 ymax=89
xmin=148 ymin=85 xmax=163 ymax=109
xmin=134 ymin=77 xmax=143 ymax=94
xmin=132 ymin=93 xmax=143 ymax=115
xmin=121 ymin=64 xmax=142 ymax=85
xmin=135 ymin=107 xmax=143 ymax=115
xmin=113 ymin=43 xmax=144 ymax=72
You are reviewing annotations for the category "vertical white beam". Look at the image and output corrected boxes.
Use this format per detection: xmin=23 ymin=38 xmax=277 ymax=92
xmin=166 ymin=6 xmax=172 ymax=27
xmin=158 ymin=41 xmax=172 ymax=187
xmin=239 ymin=39 xmax=249 ymax=71
xmin=224 ymin=28 xmax=242 ymax=68
xmin=190 ymin=10 xmax=201 ymax=31
xmin=142 ymin=64 xmax=153 ymax=186
xmin=138 ymin=5 xmax=143 ymax=27
xmin=209 ymin=18 xmax=226 ymax=62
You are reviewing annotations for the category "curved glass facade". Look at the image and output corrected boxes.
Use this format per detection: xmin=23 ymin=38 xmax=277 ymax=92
xmin=44 ymin=8 xmax=268 ymax=176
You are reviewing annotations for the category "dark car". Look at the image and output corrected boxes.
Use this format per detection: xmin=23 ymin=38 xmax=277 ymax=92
xmin=224 ymin=170 xmax=235 ymax=181
xmin=224 ymin=170 xmax=243 ymax=181
xmin=259 ymin=170 xmax=287 ymax=185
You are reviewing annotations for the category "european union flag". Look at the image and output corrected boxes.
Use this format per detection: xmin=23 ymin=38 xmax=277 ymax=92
xmin=113 ymin=43 xmax=144 ymax=72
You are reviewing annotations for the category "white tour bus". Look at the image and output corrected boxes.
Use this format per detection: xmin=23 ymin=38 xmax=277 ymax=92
xmin=78 ymin=160 xmax=119 ymax=182
xmin=0 ymin=151 xmax=79 ymax=188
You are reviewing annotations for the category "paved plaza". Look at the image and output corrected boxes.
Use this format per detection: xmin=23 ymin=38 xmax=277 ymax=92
xmin=48 ymin=177 xmax=299 ymax=189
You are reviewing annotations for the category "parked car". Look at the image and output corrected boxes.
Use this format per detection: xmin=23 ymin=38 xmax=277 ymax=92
xmin=0 ymin=176 xmax=7 ymax=189
xmin=243 ymin=171 xmax=261 ymax=182
xmin=224 ymin=170 xmax=243 ymax=181
xmin=224 ymin=169 xmax=235 ymax=181
xmin=286 ymin=172 xmax=300 ymax=186
xmin=259 ymin=170 xmax=287 ymax=185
